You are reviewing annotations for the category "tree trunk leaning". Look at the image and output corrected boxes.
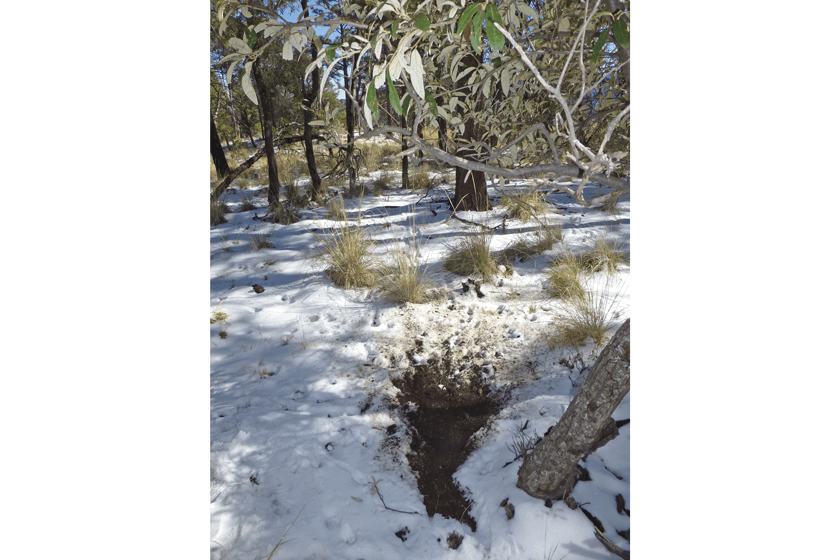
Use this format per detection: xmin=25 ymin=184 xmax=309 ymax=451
xmin=517 ymin=318 xmax=630 ymax=500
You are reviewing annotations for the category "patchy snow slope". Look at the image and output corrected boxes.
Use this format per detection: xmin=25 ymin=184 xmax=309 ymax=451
xmin=211 ymin=171 xmax=629 ymax=560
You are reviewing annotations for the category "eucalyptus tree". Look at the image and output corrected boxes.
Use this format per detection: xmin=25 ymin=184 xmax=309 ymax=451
xmin=213 ymin=0 xmax=630 ymax=210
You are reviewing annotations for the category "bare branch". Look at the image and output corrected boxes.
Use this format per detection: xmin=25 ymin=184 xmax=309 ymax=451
xmin=598 ymin=104 xmax=631 ymax=154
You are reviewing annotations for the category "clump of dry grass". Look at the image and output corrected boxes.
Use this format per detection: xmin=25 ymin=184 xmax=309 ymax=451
xmin=548 ymin=273 xmax=626 ymax=349
xmin=600 ymin=193 xmax=622 ymax=215
xmin=240 ymin=193 xmax=258 ymax=212
xmin=247 ymin=227 xmax=275 ymax=251
xmin=443 ymin=230 xmax=498 ymax=281
xmin=378 ymin=243 xmax=437 ymax=304
xmin=408 ymin=165 xmax=436 ymax=191
xmin=546 ymin=252 xmax=586 ymax=300
xmin=315 ymin=223 xmax=378 ymax=289
xmin=359 ymin=140 xmax=401 ymax=171
xmin=274 ymin=151 xmax=300 ymax=187
xmin=500 ymin=225 xmax=563 ymax=261
xmin=210 ymin=306 xmax=229 ymax=325
xmin=499 ymin=188 xmax=552 ymax=222
xmin=372 ymin=173 xmax=393 ymax=195
xmin=211 ymin=196 xmax=231 ymax=226
xmin=268 ymin=201 xmax=299 ymax=225
xmin=579 ymin=233 xmax=627 ymax=274
xmin=326 ymin=194 xmax=348 ymax=221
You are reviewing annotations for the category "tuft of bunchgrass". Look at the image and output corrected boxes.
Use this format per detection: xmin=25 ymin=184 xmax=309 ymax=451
xmin=408 ymin=165 xmax=436 ymax=191
xmin=286 ymin=183 xmax=310 ymax=208
xmin=372 ymin=173 xmax=392 ymax=195
xmin=378 ymin=245 xmax=437 ymax=304
xmin=443 ymin=230 xmax=498 ymax=282
xmin=600 ymin=193 xmax=622 ymax=215
xmin=326 ymin=194 xmax=348 ymax=221
xmin=499 ymin=188 xmax=552 ymax=222
xmin=579 ymin=233 xmax=627 ymax=274
xmin=315 ymin=223 xmax=378 ymax=289
xmin=549 ymin=273 xmax=626 ymax=349
xmin=358 ymin=140 xmax=401 ymax=171
xmin=240 ymin=193 xmax=258 ymax=212
xmin=500 ymin=224 xmax=563 ymax=261
xmin=247 ymin=227 xmax=275 ymax=251
xmin=211 ymin=197 xmax=231 ymax=225
xmin=546 ymin=252 xmax=586 ymax=300
xmin=210 ymin=306 xmax=229 ymax=325
xmin=268 ymin=201 xmax=299 ymax=225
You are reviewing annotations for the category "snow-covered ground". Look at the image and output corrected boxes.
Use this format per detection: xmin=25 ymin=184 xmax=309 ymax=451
xmin=210 ymin=162 xmax=630 ymax=560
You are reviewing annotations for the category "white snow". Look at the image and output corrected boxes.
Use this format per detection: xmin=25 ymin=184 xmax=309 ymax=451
xmin=210 ymin=172 xmax=630 ymax=559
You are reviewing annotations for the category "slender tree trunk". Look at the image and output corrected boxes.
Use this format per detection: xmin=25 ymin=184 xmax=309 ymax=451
xmin=343 ymin=53 xmax=357 ymax=195
xmin=452 ymin=51 xmax=489 ymax=211
xmin=301 ymin=0 xmax=321 ymax=199
xmin=253 ymin=58 xmax=282 ymax=207
xmin=517 ymin=319 xmax=630 ymax=500
xmin=211 ymin=115 xmax=231 ymax=179
xmin=401 ymin=98 xmax=409 ymax=189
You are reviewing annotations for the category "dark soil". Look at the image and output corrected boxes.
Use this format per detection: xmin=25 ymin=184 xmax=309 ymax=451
xmin=392 ymin=339 xmax=503 ymax=532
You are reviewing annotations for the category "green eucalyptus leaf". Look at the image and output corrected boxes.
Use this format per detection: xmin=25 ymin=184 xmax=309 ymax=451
xmin=424 ymin=91 xmax=438 ymax=118
xmin=472 ymin=10 xmax=483 ymax=40
xmin=612 ymin=19 xmax=630 ymax=49
xmin=401 ymin=95 xmax=411 ymax=117
xmin=366 ymin=81 xmax=377 ymax=111
xmin=456 ymin=4 xmax=481 ymax=35
xmin=386 ymin=71 xmax=402 ymax=115
xmin=327 ymin=46 xmax=337 ymax=62
xmin=485 ymin=7 xmax=504 ymax=51
xmin=415 ymin=12 xmax=431 ymax=32
xmin=591 ymin=27 xmax=610 ymax=68
xmin=246 ymin=29 xmax=258 ymax=49
xmin=470 ymin=32 xmax=481 ymax=56
xmin=391 ymin=20 xmax=399 ymax=39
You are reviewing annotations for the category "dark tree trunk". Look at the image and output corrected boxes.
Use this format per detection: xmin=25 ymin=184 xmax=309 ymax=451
xmin=517 ymin=318 xmax=630 ymax=500
xmin=452 ymin=51 xmax=490 ymax=212
xmin=401 ymin=106 xmax=409 ymax=189
xmin=301 ymin=0 xmax=321 ymax=199
xmin=343 ymin=53 xmax=357 ymax=195
xmin=253 ymin=58 xmax=282 ymax=207
xmin=211 ymin=115 xmax=231 ymax=179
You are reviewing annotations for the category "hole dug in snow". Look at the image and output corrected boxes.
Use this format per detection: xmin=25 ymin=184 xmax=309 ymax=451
xmin=392 ymin=339 xmax=504 ymax=532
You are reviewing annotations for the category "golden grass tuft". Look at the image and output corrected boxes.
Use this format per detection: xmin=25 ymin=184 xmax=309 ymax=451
xmin=443 ymin=230 xmax=498 ymax=281
xmin=499 ymin=188 xmax=552 ymax=222
xmin=247 ymin=227 xmax=275 ymax=251
xmin=548 ymin=273 xmax=626 ymax=349
xmin=579 ymin=233 xmax=628 ymax=274
xmin=378 ymin=247 xmax=437 ymax=304
xmin=315 ymin=223 xmax=378 ymax=289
